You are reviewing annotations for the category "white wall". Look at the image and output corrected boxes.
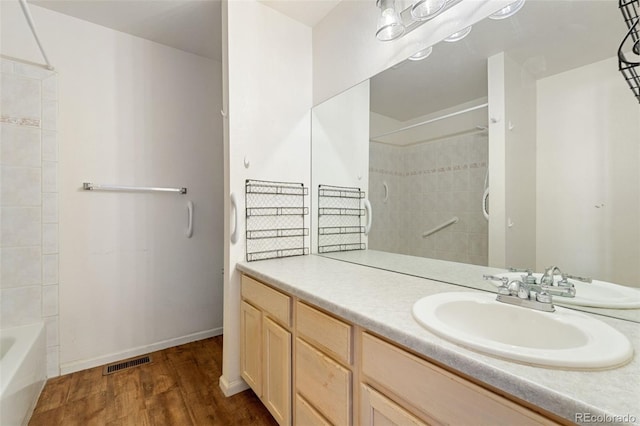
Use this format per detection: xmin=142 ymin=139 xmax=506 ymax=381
xmin=487 ymin=51 xmax=537 ymax=270
xmin=1 ymin=2 xmax=224 ymax=374
xmin=536 ymin=56 xmax=640 ymax=286
xmin=221 ymin=0 xmax=312 ymax=395
xmin=504 ymin=53 xmax=537 ymax=270
xmin=487 ymin=53 xmax=507 ymax=267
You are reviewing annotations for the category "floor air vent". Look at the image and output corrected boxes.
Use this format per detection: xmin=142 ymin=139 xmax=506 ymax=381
xmin=102 ymin=355 xmax=152 ymax=375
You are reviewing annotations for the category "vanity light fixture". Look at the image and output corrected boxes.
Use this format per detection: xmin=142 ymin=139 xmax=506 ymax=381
xmin=376 ymin=0 xmax=462 ymax=42
xmin=489 ymin=0 xmax=526 ymax=20
xmin=376 ymin=0 xmax=526 ymax=43
xmin=443 ymin=25 xmax=472 ymax=42
xmin=411 ymin=0 xmax=446 ymax=21
xmin=376 ymin=0 xmax=405 ymax=41
xmin=408 ymin=45 xmax=433 ymax=61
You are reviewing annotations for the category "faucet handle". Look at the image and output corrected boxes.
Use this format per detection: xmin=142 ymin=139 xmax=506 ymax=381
xmin=501 ymin=279 xmax=529 ymax=299
xmin=508 ymin=280 xmax=531 ymax=299
xmin=564 ymin=273 xmax=592 ymax=283
xmin=535 ymin=291 xmax=553 ymax=304
xmin=557 ymin=274 xmax=575 ymax=287
xmin=483 ymin=274 xmax=508 ymax=285
xmin=522 ymin=270 xmax=538 ymax=285
xmin=508 ymin=267 xmax=532 ymax=273
xmin=540 ymin=283 xmax=577 ymax=298
xmin=483 ymin=275 xmax=510 ymax=295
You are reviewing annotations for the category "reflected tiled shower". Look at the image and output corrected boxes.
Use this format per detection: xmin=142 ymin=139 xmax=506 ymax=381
xmin=1 ymin=58 xmax=59 ymax=377
xmin=369 ymin=133 xmax=488 ymax=265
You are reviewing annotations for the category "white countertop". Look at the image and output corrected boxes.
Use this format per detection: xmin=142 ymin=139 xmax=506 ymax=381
xmin=237 ymin=254 xmax=640 ymax=425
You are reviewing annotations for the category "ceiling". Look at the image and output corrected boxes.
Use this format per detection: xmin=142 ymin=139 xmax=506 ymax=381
xmin=259 ymin=0 xmax=341 ymax=27
xmin=30 ymin=0 xmax=340 ymax=62
xmin=31 ymin=0 xmax=223 ymax=60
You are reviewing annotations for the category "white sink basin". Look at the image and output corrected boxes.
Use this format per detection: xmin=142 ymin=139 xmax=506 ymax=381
xmin=492 ymin=272 xmax=640 ymax=309
xmin=413 ymin=292 xmax=633 ymax=369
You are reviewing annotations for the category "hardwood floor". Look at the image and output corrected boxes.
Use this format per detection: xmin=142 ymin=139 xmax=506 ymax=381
xmin=29 ymin=336 xmax=278 ymax=426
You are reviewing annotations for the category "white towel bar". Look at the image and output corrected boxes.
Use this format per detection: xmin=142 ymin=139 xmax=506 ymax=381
xmin=83 ymin=182 xmax=187 ymax=194
xmin=422 ymin=216 xmax=458 ymax=238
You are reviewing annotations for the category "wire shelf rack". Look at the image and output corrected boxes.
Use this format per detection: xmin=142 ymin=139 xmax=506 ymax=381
xmin=619 ymin=0 xmax=640 ymax=103
xmin=245 ymin=179 xmax=309 ymax=262
xmin=317 ymin=184 xmax=366 ymax=254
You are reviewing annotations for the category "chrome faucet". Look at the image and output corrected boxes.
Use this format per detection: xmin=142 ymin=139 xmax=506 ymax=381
xmin=541 ymin=265 xmax=563 ymax=286
xmin=483 ymin=275 xmax=555 ymax=312
xmin=538 ymin=265 xmax=592 ymax=298
xmin=486 ymin=266 xmax=591 ymax=306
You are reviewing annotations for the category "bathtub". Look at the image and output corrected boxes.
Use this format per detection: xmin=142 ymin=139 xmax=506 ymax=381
xmin=0 ymin=323 xmax=46 ymax=426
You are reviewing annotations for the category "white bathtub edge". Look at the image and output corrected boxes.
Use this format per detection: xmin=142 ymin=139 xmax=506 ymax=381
xmin=21 ymin=378 xmax=46 ymax=426
xmin=0 ymin=323 xmax=47 ymax=426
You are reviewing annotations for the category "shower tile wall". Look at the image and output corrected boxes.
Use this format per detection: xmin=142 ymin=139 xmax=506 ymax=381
xmin=369 ymin=133 xmax=488 ymax=265
xmin=1 ymin=59 xmax=59 ymax=377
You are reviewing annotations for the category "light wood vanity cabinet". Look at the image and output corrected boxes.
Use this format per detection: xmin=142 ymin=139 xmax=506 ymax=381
xmin=360 ymin=384 xmax=427 ymax=426
xmin=295 ymin=394 xmax=332 ymax=426
xmin=295 ymin=301 xmax=353 ymax=425
xmin=360 ymin=332 xmax=560 ymax=426
xmin=240 ymin=275 xmax=292 ymax=426
xmin=240 ymin=274 xmax=562 ymax=426
xmin=240 ymin=300 xmax=263 ymax=394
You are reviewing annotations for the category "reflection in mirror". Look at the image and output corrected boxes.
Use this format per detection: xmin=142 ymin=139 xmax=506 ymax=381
xmin=313 ymin=0 xmax=640 ymax=322
xmin=369 ymin=92 xmax=489 ymax=266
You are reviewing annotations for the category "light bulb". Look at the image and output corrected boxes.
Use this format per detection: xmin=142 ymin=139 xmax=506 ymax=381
xmin=410 ymin=0 xmax=446 ymax=21
xmin=408 ymin=46 xmax=433 ymax=61
xmin=489 ymin=0 xmax=526 ymax=20
xmin=376 ymin=0 xmax=405 ymax=41
xmin=444 ymin=26 xmax=472 ymax=42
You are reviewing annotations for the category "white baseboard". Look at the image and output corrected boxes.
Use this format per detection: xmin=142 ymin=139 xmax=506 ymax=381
xmin=219 ymin=374 xmax=249 ymax=397
xmin=60 ymin=327 xmax=223 ymax=375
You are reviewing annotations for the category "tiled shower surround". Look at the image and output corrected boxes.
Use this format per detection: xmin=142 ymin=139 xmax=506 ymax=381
xmin=1 ymin=58 xmax=59 ymax=377
xmin=369 ymin=132 xmax=488 ymax=265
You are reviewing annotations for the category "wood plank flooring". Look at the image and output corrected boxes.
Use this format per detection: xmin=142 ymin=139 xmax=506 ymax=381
xmin=29 ymin=336 xmax=278 ymax=426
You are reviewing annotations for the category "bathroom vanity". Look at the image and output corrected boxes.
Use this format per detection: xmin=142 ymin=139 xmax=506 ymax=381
xmin=237 ymin=255 xmax=640 ymax=426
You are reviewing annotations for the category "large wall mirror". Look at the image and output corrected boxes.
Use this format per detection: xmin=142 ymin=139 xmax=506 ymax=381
xmin=312 ymin=0 xmax=640 ymax=322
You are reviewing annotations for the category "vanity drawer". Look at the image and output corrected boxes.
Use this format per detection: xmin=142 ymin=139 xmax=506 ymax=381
xmin=361 ymin=333 xmax=557 ymax=425
xmin=360 ymin=384 xmax=427 ymax=426
xmin=296 ymin=338 xmax=351 ymax=425
xmin=241 ymin=275 xmax=291 ymax=327
xmin=296 ymin=301 xmax=352 ymax=365
xmin=295 ymin=394 xmax=331 ymax=426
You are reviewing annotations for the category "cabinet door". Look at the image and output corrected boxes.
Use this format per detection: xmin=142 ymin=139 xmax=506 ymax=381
xmin=240 ymin=301 xmax=262 ymax=396
xmin=263 ymin=316 xmax=292 ymax=426
xmin=361 ymin=384 xmax=427 ymax=426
